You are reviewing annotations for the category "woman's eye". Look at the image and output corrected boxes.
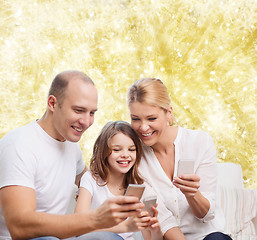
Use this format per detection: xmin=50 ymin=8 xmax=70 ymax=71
xmin=131 ymin=118 xmax=139 ymax=121
xmin=113 ymin=149 xmax=120 ymax=152
xmin=148 ymin=118 xmax=157 ymax=121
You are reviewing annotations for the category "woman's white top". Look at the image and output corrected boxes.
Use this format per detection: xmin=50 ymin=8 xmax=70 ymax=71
xmin=138 ymin=126 xmax=225 ymax=240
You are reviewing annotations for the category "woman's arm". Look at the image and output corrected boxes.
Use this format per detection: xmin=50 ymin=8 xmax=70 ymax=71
xmin=173 ymin=133 xmax=217 ymax=219
xmin=173 ymin=174 xmax=210 ymax=218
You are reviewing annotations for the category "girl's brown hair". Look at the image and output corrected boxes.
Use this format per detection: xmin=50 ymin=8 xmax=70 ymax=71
xmin=90 ymin=121 xmax=143 ymax=189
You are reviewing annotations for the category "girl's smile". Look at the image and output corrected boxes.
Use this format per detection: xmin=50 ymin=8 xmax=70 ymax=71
xmin=108 ymin=132 xmax=137 ymax=175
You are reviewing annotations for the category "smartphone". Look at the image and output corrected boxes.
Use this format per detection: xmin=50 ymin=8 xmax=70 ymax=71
xmin=143 ymin=195 xmax=157 ymax=217
xmin=177 ymin=159 xmax=194 ymax=176
xmin=124 ymin=184 xmax=145 ymax=200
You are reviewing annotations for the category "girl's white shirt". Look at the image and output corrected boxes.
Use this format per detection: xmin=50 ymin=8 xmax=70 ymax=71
xmin=80 ymin=171 xmax=134 ymax=240
xmin=79 ymin=170 xmax=175 ymax=240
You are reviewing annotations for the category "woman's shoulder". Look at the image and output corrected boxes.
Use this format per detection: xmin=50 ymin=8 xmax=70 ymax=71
xmin=180 ymin=126 xmax=212 ymax=140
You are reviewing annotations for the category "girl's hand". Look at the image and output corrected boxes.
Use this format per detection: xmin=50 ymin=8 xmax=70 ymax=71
xmin=172 ymin=174 xmax=200 ymax=198
xmin=142 ymin=205 xmax=163 ymax=240
xmin=148 ymin=206 xmax=161 ymax=232
xmin=126 ymin=210 xmax=151 ymax=232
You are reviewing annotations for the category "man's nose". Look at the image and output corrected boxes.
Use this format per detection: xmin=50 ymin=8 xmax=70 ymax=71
xmin=79 ymin=114 xmax=90 ymax=127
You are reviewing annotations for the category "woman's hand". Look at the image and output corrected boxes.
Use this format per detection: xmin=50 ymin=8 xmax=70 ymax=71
xmin=172 ymin=174 xmax=200 ymax=198
xmin=173 ymin=174 xmax=210 ymax=218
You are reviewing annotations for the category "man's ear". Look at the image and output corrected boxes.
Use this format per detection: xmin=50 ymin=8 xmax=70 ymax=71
xmin=48 ymin=95 xmax=57 ymax=112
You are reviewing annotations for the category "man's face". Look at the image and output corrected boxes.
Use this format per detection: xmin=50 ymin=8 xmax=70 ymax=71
xmin=51 ymin=78 xmax=98 ymax=142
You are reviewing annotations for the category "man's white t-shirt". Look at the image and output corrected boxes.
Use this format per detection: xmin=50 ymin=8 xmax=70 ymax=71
xmin=0 ymin=121 xmax=85 ymax=239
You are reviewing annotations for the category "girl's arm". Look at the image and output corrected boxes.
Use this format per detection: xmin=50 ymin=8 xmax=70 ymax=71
xmin=163 ymin=227 xmax=186 ymax=240
xmin=141 ymin=206 xmax=163 ymax=240
xmin=75 ymin=187 xmax=92 ymax=213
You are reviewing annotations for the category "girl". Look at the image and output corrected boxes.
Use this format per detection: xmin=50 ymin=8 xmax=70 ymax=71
xmin=127 ymin=78 xmax=232 ymax=240
xmin=75 ymin=121 xmax=162 ymax=240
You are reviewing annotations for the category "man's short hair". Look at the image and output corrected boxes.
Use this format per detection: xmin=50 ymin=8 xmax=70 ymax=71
xmin=48 ymin=70 xmax=94 ymax=106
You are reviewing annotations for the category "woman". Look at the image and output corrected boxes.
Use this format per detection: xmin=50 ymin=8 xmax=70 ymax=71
xmin=127 ymin=78 xmax=231 ymax=240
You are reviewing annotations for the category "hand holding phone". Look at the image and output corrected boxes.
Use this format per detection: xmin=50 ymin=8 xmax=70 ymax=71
xmin=143 ymin=195 xmax=157 ymax=217
xmin=177 ymin=159 xmax=194 ymax=176
xmin=124 ymin=184 xmax=145 ymax=200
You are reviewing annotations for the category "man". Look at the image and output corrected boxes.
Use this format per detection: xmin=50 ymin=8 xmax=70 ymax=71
xmin=0 ymin=70 xmax=143 ymax=240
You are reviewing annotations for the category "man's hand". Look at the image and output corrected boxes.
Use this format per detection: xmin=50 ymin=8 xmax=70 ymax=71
xmin=92 ymin=196 xmax=144 ymax=229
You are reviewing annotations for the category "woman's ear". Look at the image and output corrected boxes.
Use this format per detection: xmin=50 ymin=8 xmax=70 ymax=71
xmin=167 ymin=106 xmax=174 ymax=126
xmin=167 ymin=106 xmax=173 ymax=119
xmin=47 ymin=95 xmax=57 ymax=112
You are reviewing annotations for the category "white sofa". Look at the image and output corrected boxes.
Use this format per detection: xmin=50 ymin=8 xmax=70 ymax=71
xmin=216 ymin=162 xmax=257 ymax=240
xmin=67 ymin=163 xmax=257 ymax=239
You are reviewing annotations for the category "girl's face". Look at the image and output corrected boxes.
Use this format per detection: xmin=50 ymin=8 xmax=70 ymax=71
xmin=129 ymin=102 xmax=171 ymax=147
xmin=108 ymin=132 xmax=137 ymax=176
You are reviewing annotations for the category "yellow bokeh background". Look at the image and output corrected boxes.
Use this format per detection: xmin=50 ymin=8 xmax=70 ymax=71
xmin=1 ymin=0 xmax=256 ymax=188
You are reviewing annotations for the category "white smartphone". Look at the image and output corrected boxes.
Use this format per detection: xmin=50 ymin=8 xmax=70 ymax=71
xmin=177 ymin=159 xmax=194 ymax=176
xmin=124 ymin=184 xmax=145 ymax=200
xmin=143 ymin=195 xmax=157 ymax=217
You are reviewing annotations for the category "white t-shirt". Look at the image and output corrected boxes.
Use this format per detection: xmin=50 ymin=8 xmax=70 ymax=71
xmin=80 ymin=171 xmax=134 ymax=240
xmin=139 ymin=126 xmax=226 ymax=240
xmin=0 ymin=121 xmax=85 ymax=239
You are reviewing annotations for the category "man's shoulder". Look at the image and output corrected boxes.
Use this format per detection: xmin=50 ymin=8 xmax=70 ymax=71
xmin=0 ymin=121 xmax=36 ymax=146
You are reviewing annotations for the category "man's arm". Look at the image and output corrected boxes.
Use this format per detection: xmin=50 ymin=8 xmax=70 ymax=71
xmin=0 ymin=185 xmax=144 ymax=240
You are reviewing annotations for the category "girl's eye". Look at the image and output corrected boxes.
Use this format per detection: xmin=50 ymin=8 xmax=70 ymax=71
xmin=131 ymin=118 xmax=139 ymax=121
xmin=113 ymin=149 xmax=120 ymax=152
xmin=129 ymin=148 xmax=136 ymax=151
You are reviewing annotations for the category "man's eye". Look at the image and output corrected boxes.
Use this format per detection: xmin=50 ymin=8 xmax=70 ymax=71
xmin=90 ymin=111 xmax=95 ymax=116
xmin=75 ymin=109 xmax=82 ymax=113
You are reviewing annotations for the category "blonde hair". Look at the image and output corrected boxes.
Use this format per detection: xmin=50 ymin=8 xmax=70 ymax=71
xmin=127 ymin=78 xmax=176 ymax=125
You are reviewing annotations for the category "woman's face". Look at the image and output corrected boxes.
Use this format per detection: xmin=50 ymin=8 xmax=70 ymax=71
xmin=129 ymin=102 xmax=171 ymax=147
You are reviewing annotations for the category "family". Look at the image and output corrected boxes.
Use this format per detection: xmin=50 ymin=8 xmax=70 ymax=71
xmin=0 ymin=70 xmax=232 ymax=240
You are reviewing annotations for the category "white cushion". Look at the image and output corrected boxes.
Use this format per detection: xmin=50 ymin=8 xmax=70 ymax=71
xmin=217 ymin=163 xmax=244 ymax=188
xmin=217 ymin=185 xmax=257 ymax=239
